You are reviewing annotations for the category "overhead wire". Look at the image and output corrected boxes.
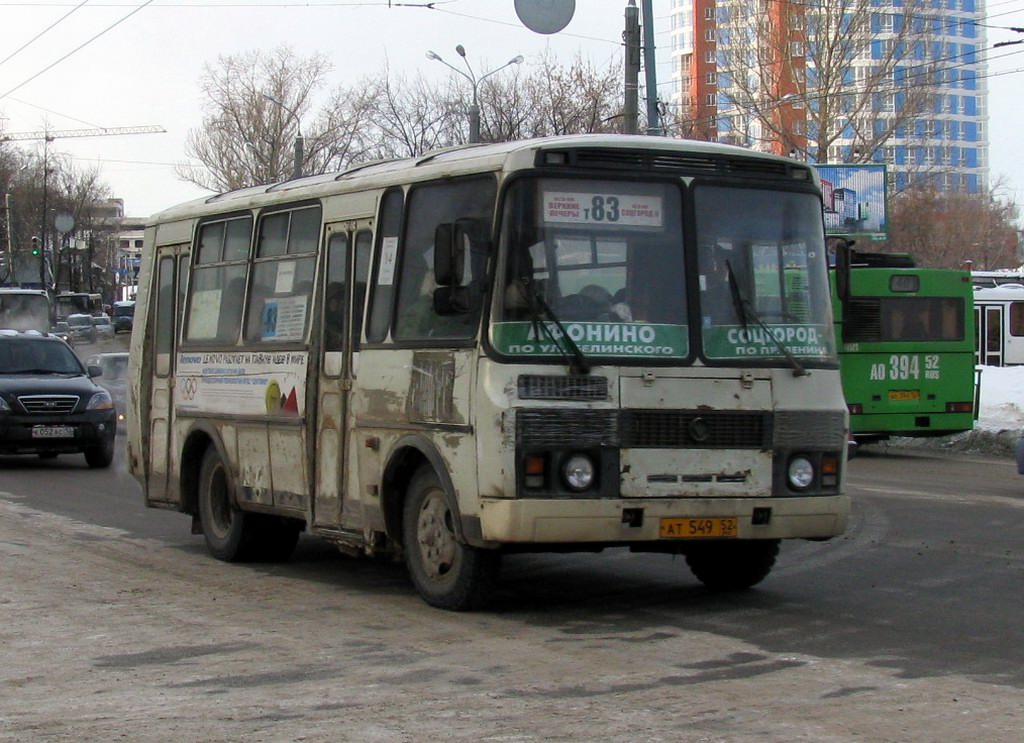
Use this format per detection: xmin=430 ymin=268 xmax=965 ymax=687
xmin=0 ymin=0 xmax=91 ymax=70
xmin=0 ymin=0 xmax=158 ymax=102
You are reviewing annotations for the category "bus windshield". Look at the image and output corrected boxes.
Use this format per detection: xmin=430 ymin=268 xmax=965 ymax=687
xmin=493 ymin=178 xmax=689 ymax=361
xmin=0 ymin=291 xmax=51 ymax=332
xmin=695 ymin=186 xmax=836 ymax=363
xmin=491 ymin=177 xmax=836 ymax=365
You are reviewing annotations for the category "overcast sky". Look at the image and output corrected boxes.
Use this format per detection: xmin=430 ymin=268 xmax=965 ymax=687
xmin=2 ymin=0 xmax=1022 ymax=226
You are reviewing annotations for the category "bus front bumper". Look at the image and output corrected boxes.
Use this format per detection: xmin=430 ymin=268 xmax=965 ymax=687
xmin=475 ymin=495 xmax=850 ymax=545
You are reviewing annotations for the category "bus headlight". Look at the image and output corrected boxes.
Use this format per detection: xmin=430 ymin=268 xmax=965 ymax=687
xmin=787 ymin=456 xmax=815 ymax=489
xmin=562 ymin=454 xmax=595 ymax=491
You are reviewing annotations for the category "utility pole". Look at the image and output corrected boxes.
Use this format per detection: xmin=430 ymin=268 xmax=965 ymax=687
xmin=624 ymin=1 xmax=641 ymax=134
xmin=641 ymin=0 xmax=661 ymax=135
xmin=40 ymin=136 xmax=49 ymax=291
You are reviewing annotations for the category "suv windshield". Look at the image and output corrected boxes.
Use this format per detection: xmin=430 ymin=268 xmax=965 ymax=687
xmin=0 ymin=338 xmax=83 ymax=375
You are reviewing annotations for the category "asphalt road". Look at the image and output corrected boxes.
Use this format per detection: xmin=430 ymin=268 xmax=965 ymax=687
xmin=1 ymin=420 xmax=1022 ymax=740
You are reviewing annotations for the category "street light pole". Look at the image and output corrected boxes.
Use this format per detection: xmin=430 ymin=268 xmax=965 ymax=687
xmin=262 ymin=94 xmax=304 ymax=180
xmin=426 ymin=47 xmax=524 ymax=144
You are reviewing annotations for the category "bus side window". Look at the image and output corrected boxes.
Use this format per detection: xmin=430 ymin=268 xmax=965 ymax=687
xmin=245 ymin=205 xmax=320 ymax=344
xmin=186 ymin=216 xmax=252 ymax=345
xmin=366 ymin=189 xmax=404 ymax=343
xmin=155 ymin=256 xmax=175 ymax=376
xmin=353 ymin=230 xmax=372 ymax=350
xmin=1010 ymin=302 xmax=1024 ymax=337
xmin=393 ymin=176 xmax=496 ymax=341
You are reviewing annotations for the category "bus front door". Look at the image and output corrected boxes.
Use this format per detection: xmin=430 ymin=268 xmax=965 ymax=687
xmin=313 ymin=224 xmax=372 ymax=528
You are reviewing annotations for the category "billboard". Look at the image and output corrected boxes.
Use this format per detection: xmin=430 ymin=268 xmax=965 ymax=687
xmin=814 ymin=164 xmax=887 ymax=240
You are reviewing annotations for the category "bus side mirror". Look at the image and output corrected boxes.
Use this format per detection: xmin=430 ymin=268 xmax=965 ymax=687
xmin=434 ymin=222 xmax=466 ymax=287
xmin=433 ymin=286 xmax=478 ymax=315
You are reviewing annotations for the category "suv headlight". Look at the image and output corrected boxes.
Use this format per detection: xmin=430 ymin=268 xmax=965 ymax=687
xmin=0 ymin=396 xmax=10 ymax=413
xmin=86 ymin=390 xmax=114 ymax=411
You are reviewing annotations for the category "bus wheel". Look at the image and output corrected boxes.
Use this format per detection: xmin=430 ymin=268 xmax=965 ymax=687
xmin=685 ymin=539 xmax=780 ymax=591
xmin=198 ymin=446 xmax=257 ymax=562
xmin=402 ymin=466 xmax=500 ymax=611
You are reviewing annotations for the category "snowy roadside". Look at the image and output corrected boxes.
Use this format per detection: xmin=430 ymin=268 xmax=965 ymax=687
xmin=865 ymin=365 xmax=1024 ymax=457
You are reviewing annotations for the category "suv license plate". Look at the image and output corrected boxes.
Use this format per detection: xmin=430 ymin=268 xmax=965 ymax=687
xmin=32 ymin=425 xmax=74 ymax=439
xmin=660 ymin=517 xmax=738 ymax=539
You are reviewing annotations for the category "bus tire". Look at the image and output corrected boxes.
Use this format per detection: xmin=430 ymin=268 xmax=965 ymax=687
xmin=402 ymin=466 xmax=500 ymax=611
xmin=685 ymin=539 xmax=780 ymax=591
xmin=197 ymin=446 xmax=259 ymax=562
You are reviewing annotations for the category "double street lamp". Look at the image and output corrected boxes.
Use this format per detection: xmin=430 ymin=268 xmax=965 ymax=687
xmin=426 ymin=46 xmax=524 ymax=144
xmin=262 ymin=94 xmax=304 ymax=180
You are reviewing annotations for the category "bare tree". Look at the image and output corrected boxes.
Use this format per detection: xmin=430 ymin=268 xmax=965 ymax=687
xmin=886 ymin=180 xmax=1021 ymax=268
xmin=716 ymin=0 xmax=939 ymax=164
xmin=178 ymin=46 xmax=369 ymax=191
xmin=523 ymin=50 xmax=622 ymax=137
xmin=356 ymin=64 xmax=457 ymax=160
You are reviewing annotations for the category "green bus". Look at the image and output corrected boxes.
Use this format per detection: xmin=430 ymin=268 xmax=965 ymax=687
xmin=831 ymin=244 xmax=977 ymax=442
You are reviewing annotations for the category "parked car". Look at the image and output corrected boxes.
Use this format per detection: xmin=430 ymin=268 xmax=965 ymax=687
xmin=86 ymin=352 xmax=128 ymax=432
xmin=49 ymin=321 xmax=74 ymax=347
xmin=111 ymin=301 xmax=135 ymax=334
xmin=0 ymin=330 xmax=117 ymax=467
xmin=67 ymin=313 xmax=96 ymax=344
xmin=91 ymin=313 xmax=115 ymax=341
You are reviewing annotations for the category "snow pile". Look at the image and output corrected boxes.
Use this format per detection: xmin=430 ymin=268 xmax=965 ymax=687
xmin=977 ymin=365 xmax=1024 ymax=433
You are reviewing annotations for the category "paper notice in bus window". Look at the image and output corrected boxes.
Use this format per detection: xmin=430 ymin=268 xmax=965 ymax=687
xmin=274 ymin=261 xmax=296 ymax=294
xmin=378 ymin=237 xmax=399 ymax=285
xmin=261 ymin=295 xmax=307 ymax=341
xmin=542 ymin=191 xmax=663 ymax=228
xmin=188 ymin=289 xmax=222 ymax=339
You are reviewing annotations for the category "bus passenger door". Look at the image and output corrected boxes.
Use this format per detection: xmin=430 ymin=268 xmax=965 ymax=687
xmin=313 ymin=223 xmax=372 ymax=527
xmin=976 ymin=304 xmax=1004 ymax=366
xmin=145 ymin=246 xmax=189 ymax=505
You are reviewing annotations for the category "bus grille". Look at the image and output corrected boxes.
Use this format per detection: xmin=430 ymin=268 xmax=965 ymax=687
xmin=773 ymin=411 xmax=847 ymax=450
xmin=516 ymin=409 xmax=770 ymax=449
xmin=18 ymin=395 xmax=80 ymax=414
xmin=517 ymin=375 xmax=609 ymax=401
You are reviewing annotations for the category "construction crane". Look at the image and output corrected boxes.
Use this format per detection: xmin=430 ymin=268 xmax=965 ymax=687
xmin=0 ymin=124 xmax=165 ymax=142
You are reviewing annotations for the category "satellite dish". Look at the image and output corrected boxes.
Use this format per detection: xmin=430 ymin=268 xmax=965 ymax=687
xmin=515 ymin=0 xmax=575 ymax=35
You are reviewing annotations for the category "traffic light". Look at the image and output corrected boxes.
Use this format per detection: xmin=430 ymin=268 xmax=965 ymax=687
xmin=30 ymin=236 xmax=40 ymax=256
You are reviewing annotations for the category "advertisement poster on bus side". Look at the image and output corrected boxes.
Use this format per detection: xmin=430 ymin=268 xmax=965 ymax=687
xmin=176 ymin=351 xmax=308 ymax=417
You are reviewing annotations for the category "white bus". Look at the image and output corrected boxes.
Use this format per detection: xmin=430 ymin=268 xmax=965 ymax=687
xmin=128 ymin=134 xmax=850 ymax=610
xmin=0 ymin=288 xmax=51 ymax=332
xmin=973 ymin=284 xmax=1024 ymax=366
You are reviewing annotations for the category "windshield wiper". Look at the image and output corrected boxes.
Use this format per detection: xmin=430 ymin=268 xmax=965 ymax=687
xmin=520 ymin=279 xmax=591 ymax=375
xmin=725 ymin=260 xmax=808 ymax=378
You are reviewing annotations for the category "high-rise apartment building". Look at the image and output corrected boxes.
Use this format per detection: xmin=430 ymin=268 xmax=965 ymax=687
xmin=668 ymin=0 xmax=989 ymax=194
